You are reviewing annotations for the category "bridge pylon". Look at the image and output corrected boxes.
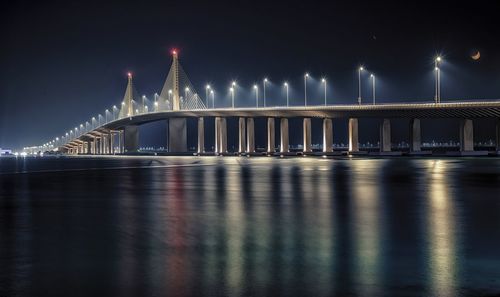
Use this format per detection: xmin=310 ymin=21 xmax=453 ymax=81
xmin=171 ymin=50 xmax=180 ymax=111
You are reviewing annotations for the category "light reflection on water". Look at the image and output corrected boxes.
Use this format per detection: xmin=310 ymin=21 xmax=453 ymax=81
xmin=0 ymin=156 xmax=500 ymax=297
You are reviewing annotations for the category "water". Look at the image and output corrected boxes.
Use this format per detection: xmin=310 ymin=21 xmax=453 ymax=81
xmin=1 ymin=156 xmax=500 ymax=297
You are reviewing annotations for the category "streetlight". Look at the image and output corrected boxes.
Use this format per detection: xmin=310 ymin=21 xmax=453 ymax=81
xmin=358 ymin=67 xmax=364 ymax=105
xmin=263 ymin=78 xmax=268 ymax=107
xmin=105 ymin=109 xmax=109 ymax=122
xmin=321 ymin=78 xmax=327 ymax=106
xmin=210 ymin=90 xmax=215 ymax=108
xmin=184 ymin=87 xmax=190 ymax=108
xmin=168 ymin=89 xmax=173 ymax=107
xmin=370 ymin=74 xmax=376 ymax=105
xmin=112 ymin=105 xmax=117 ymax=120
xmin=304 ymin=73 xmax=309 ymax=106
xmin=142 ymin=95 xmax=146 ymax=113
xmin=253 ymin=85 xmax=259 ymax=107
xmin=284 ymin=82 xmax=289 ymax=107
xmin=205 ymin=85 xmax=211 ymax=107
xmin=435 ymin=56 xmax=442 ymax=103
xmin=229 ymin=87 xmax=235 ymax=108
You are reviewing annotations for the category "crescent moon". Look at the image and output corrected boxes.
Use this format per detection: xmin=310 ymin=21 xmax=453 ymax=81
xmin=471 ymin=51 xmax=481 ymax=60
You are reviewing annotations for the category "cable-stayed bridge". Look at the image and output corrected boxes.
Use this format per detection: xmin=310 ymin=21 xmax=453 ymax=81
xmin=28 ymin=51 xmax=500 ymax=156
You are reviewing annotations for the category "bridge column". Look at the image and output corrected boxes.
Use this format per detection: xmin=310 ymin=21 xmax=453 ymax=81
xmin=103 ymin=135 xmax=108 ymax=154
xmin=86 ymin=142 xmax=91 ymax=154
xmin=496 ymin=118 xmax=500 ymax=152
xmin=267 ymin=118 xmax=275 ymax=154
xmin=118 ymin=131 xmax=124 ymax=154
xmin=215 ymin=117 xmax=227 ymax=154
xmin=409 ymin=119 xmax=421 ymax=152
xmin=380 ymin=119 xmax=391 ymax=152
xmin=238 ymin=118 xmax=246 ymax=154
xmin=323 ymin=118 xmax=333 ymax=152
xmin=348 ymin=118 xmax=359 ymax=152
xmin=124 ymin=125 xmax=139 ymax=153
xmin=220 ymin=118 xmax=227 ymax=153
xmin=280 ymin=118 xmax=289 ymax=153
xmin=459 ymin=119 xmax=474 ymax=152
xmin=79 ymin=143 xmax=83 ymax=154
xmin=197 ymin=117 xmax=205 ymax=154
xmin=246 ymin=118 xmax=255 ymax=153
xmin=108 ymin=133 xmax=114 ymax=154
xmin=303 ymin=118 xmax=312 ymax=153
xmin=168 ymin=118 xmax=187 ymax=152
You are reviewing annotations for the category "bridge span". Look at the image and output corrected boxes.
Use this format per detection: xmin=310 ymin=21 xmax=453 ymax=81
xmin=31 ymin=51 xmax=500 ymax=156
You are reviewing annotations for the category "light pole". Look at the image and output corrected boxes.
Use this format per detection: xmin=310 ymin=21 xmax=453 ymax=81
xmin=230 ymin=87 xmax=235 ymax=108
xmin=321 ymin=78 xmax=327 ymax=106
xmin=263 ymin=78 xmax=268 ymax=107
xmin=105 ymin=109 xmax=109 ymax=123
xmin=210 ymin=90 xmax=215 ymax=108
xmin=142 ymin=95 xmax=146 ymax=113
xmin=304 ymin=73 xmax=309 ymax=106
xmin=231 ymin=81 xmax=236 ymax=108
xmin=168 ymin=89 xmax=173 ymax=108
xmin=358 ymin=67 xmax=364 ymax=105
xmin=434 ymin=56 xmax=442 ymax=103
xmin=370 ymin=74 xmax=376 ymax=105
xmin=254 ymin=85 xmax=259 ymax=107
xmin=205 ymin=85 xmax=211 ymax=107
xmin=284 ymin=82 xmax=289 ymax=107
xmin=112 ymin=105 xmax=117 ymax=120
xmin=154 ymin=93 xmax=158 ymax=111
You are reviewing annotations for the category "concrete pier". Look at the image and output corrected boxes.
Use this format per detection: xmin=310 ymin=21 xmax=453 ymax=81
xmin=124 ymin=125 xmax=139 ymax=153
xmin=267 ymin=118 xmax=275 ymax=153
xmin=215 ymin=117 xmax=227 ymax=154
xmin=238 ymin=117 xmax=246 ymax=153
xmin=303 ymin=118 xmax=312 ymax=153
xmin=380 ymin=119 xmax=391 ymax=152
xmin=197 ymin=117 xmax=205 ymax=153
xmin=348 ymin=118 xmax=359 ymax=152
xmin=247 ymin=118 xmax=255 ymax=153
xmin=109 ymin=133 xmax=114 ymax=154
xmin=459 ymin=119 xmax=474 ymax=152
xmin=409 ymin=119 xmax=421 ymax=152
xmin=168 ymin=118 xmax=187 ymax=152
xmin=280 ymin=118 xmax=289 ymax=153
xmin=323 ymin=118 xmax=333 ymax=152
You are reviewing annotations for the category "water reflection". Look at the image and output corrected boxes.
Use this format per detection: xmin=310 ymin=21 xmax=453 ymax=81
xmin=427 ymin=160 xmax=459 ymax=297
xmin=351 ymin=160 xmax=382 ymax=296
xmin=0 ymin=157 xmax=499 ymax=297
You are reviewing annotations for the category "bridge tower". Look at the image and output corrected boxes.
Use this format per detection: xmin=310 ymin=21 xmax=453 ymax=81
xmin=171 ymin=50 xmax=181 ymax=111
xmin=126 ymin=73 xmax=134 ymax=116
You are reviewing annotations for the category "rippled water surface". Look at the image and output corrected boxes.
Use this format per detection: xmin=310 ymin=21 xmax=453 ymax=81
xmin=1 ymin=156 xmax=500 ymax=297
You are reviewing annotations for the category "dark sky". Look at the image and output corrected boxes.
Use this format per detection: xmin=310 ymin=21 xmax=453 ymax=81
xmin=1 ymin=0 xmax=500 ymax=149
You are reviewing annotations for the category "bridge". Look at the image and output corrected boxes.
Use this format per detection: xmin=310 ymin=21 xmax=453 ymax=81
xmin=30 ymin=51 xmax=500 ymax=156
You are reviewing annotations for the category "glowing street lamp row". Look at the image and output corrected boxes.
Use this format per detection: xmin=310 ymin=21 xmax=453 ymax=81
xmin=56 ymin=56 xmax=443 ymax=148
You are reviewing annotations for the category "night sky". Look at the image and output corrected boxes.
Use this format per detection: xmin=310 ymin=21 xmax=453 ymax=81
xmin=1 ymin=0 xmax=500 ymax=149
